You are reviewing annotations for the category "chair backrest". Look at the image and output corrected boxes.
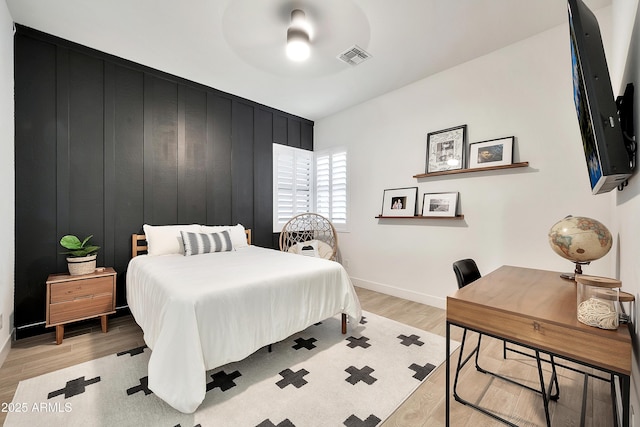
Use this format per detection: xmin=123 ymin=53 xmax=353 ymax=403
xmin=279 ymin=213 xmax=338 ymax=260
xmin=452 ymin=259 xmax=481 ymax=289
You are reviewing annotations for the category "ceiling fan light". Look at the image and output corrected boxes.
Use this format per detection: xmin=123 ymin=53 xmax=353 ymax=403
xmin=287 ymin=28 xmax=310 ymax=61
xmin=286 ymin=9 xmax=310 ymax=62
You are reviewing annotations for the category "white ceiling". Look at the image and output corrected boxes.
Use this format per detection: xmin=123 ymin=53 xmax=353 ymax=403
xmin=6 ymin=0 xmax=611 ymax=121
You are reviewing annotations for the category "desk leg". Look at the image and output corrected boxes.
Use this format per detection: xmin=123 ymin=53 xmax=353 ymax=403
xmin=611 ymin=373 xmax=631 ymax=427
xmin=534 ymin=350 xmax=552 ymax=427
xmin=445 ymin=321 xmax=450 ymax=427
xmin=621 ymin=374 xmax=630 ymax=427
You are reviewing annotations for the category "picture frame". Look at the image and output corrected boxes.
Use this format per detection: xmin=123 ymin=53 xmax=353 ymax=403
xmin=421 ymin=192 xmax=459 ymax=217
xmin=425 ymin=125 xmax=467 ymax=173
xmin=468 ymin=136 xmax=514 ymax=169
xmin=381 ymin=187 xmax=418 ymax=217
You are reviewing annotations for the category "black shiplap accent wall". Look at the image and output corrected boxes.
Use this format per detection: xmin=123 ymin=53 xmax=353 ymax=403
xmin=14 ymin=25 xmax=313 ymax=335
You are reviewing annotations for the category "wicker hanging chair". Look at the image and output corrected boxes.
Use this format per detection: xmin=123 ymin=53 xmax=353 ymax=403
xmin=279 ymin=213 xmax=338 ymax=260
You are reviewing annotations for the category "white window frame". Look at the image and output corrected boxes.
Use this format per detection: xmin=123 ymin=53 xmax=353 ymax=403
xmin=272 ymin=144 xmax=314 ymax=232
xmin=314 ymin=147 xmax=349 ymax=232
xmin=273 ymin=144 xmax=349 ymax=233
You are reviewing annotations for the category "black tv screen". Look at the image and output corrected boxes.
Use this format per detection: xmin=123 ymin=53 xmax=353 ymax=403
xmin=568 ymin=0 xmax=632 ymax=194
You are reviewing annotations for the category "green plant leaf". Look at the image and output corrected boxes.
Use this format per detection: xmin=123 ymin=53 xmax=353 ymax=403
xmin=81 ymin=235 xmax=94 ymax=247
xmin=60 ymin=235 xmax=82 ymax=250
xmin=82 ymin=245 xmax=100 ymax=254
xmin=59 ymin=235 xmax=100 ymax=257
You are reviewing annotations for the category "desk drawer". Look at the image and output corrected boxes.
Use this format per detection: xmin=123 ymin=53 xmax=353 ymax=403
xmin=49 ymin=293 xmax=114 ymax=325
xmin=447 ymin=298 xmax=631 ymax=375
xmin=50 ymin=276 xmax=113 ymax=303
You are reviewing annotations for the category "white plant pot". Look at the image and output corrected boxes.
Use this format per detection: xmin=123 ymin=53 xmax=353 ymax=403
xmin=67 ymin=254 xmax=97 ymax=276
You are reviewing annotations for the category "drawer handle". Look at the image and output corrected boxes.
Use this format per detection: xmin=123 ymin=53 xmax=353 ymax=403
xmin=533 ymin=321 xmax=541 ymax=332
xmin=73 ymin=294 xmax=94 ymax=301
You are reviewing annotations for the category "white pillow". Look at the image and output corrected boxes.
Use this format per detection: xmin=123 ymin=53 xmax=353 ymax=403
xmin=297 ymin=240 xmax=319 ymax=257
xmin=288 ymin=240 xmax=334 ymax=259
xmin=200 ymin=224 xmax=249 ymax=249
xmin=143 ymin=224 xmax=200 ymax=256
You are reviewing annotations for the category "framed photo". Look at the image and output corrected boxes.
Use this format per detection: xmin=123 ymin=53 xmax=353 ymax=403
xmin=422 ymin=192 xmax=459 ymax=217
xmin=468 ymin=136 xmax=514 ymax=168
xmin=381 ymin=187 xmax=418 ymax=217
xmin=426 ymin=125 xmax=467 ymax=173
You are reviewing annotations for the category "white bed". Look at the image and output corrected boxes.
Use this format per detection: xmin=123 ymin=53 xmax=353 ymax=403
xmin=126 ymin=226 xmax=362 ymax=413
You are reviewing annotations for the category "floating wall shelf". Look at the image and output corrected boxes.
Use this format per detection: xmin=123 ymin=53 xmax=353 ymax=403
xmin=413 ymin=161 xmax=529 ymax=179
xmin=375 ymin=215 xmax=465 ymax=220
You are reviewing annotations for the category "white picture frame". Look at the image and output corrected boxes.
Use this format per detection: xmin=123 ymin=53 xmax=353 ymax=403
xmin=421 ymin=192 xmax=459 ymax=217
xmin=381 ymin=187 xmax=418 ymax=217
xmin=468 ymin=136 xmax=514 ymax=169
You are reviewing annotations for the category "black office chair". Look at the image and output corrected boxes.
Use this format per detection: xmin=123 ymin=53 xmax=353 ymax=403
xmin=451 ymin=259 xmax=560 ymax=425
xmin=451 ymin=259 xmax=489 ymax=376
xmin=452 ymin=258 xmax=481 ymax=289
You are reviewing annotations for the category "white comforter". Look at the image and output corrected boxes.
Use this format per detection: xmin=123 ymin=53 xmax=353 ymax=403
xmin=126 ymin=246 xmax=362 ymax=413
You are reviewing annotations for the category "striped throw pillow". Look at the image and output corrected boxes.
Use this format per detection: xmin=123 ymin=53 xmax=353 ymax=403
xmin=180 ymin=230 xmax=233 ymax=256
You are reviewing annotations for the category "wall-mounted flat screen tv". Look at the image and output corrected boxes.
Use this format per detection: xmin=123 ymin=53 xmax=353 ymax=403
xmin=568 ymin=0 xmax=633 ymax=194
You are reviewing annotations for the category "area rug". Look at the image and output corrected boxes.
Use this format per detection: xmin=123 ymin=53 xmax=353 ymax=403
xmin=5 ymin=311 xmax=458 ymax=427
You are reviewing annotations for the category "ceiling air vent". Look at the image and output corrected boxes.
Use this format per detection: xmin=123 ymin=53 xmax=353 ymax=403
xmin=337 ymin=45 xmax=371 ymax=66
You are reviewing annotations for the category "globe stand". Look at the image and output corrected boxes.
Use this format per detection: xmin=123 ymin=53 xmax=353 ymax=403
xmin=560 ymin=261 xmax=590 ymax=281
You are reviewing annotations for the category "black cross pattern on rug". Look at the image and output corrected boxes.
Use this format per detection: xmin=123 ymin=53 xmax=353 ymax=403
xmin=48 ymin=376 xmax=100 ymax=399
xmin=207 ymin=370 xmax=242 ymax=392
xmin=345 ymin=365 xmax=377 ymax=385
xmin=397 ymin=334 xmax=424 ymax=347
xmin=346 ymin=336 xmax=371 ymax=349
xmin=256 ymin=419 xmax=295 ymax=427
xmin=359 ymin=316 xmax=367 ymax=325
xmin=173 ymin=424 xmax=201 ymax=427
xmin=117 ymin=345 xmax=148 ymax=357
xmin=292 ymin=337 xmax=317 ymax=350
xmin=409 ymin=362 xmax=436 ymax=381
xmin=127 ymin=376 xmax=153 ymax=396
xmin=276 ymin=368 xmax=309 ymax=389
xmin=344 ymin=414 xmax=381 ymax=427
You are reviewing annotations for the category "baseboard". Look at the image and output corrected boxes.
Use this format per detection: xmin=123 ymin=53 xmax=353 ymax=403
xmin=350 ymin=276 xmax=446 ymax=310
xmin=0 ymin=329 xmax=12 ymax=368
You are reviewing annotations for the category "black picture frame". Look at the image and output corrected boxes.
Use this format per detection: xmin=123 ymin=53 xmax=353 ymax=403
xmin=421 ymin=192 xmax=459 ymax=217
xmin=425 ymin=125 xmax=467 ymax=173
xmin=381 ymin=187 xmax=418 ymax=217
xmin=468 ymin=136 xmax=514 ymax=169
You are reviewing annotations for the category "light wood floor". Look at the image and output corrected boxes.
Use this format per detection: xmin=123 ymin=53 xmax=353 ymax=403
xmin=0 ymin=287 xmax=615 ymax=426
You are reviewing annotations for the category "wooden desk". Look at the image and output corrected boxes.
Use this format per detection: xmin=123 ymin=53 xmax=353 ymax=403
xmin=445 ymin=265 xmax=631 ymax=426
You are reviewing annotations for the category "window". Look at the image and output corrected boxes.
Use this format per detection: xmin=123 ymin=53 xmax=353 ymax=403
xmin=315 ymin=148 xmax=348 ymax=231
xmin=273 ymin=144 xmax=313 ymax=232
xmin=273 ymin=144 xmax=349 ymax=232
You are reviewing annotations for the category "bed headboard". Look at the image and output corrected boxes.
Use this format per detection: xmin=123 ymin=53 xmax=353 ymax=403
xmin=131 ymin=229 xmax=252 ymax=258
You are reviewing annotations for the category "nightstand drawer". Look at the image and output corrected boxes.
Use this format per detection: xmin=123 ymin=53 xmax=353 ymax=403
xmin=49 ymin=293 xmax=115 ymax=325
xmin=50 ymin=276 xmax=113 ymax=303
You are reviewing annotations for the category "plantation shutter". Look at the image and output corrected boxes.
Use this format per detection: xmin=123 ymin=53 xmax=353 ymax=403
xmin=273 ymin=144 xmax=313 ymax=231
xmin=315 ymin=148 xmax=348 ymax=231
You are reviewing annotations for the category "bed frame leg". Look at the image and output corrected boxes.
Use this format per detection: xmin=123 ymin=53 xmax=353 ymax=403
xmin=342 ymin=313 xmax=347 ymax=334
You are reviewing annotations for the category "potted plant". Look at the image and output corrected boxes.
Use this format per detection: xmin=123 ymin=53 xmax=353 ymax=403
xmin=60 ymin=234 xmax=100 ymax=276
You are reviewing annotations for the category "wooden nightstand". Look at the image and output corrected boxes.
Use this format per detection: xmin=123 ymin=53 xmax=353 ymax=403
xmin=45 ymin=267 xmax=117 ymax=344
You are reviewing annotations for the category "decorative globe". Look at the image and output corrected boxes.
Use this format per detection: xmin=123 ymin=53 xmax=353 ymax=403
xmin=548 ymin=216 xmax=612 ymax=263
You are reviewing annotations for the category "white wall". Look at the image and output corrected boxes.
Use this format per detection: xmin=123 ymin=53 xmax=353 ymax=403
xmin=315 ymin=11 xmax=615 ymax=309
xmin=611 ymin=0 xmax=640 ymax=422
xmin=0 ymin=0 xmax=14 ymax=367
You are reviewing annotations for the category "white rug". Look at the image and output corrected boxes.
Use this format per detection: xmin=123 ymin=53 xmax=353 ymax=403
xmin=6 ymin=312 xmax=458 ymax=427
